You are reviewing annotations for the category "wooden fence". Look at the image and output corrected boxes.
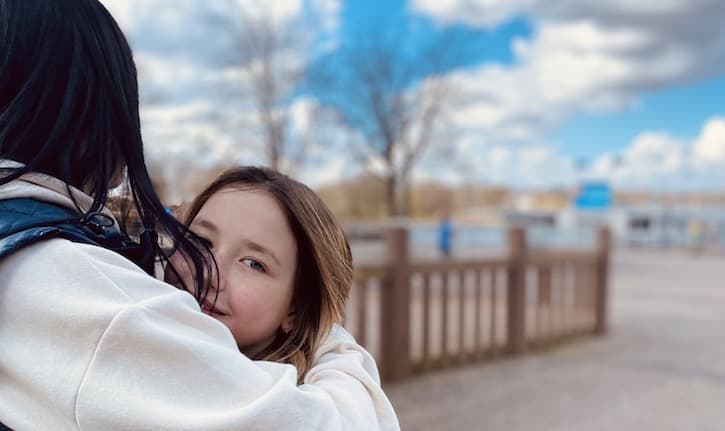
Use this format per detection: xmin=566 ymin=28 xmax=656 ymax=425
xmin=344 ymin=227 xmax=610 ymax=381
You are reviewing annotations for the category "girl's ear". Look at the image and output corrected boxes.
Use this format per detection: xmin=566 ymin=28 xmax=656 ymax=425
xmin=281 ymin=308 xmax=295 ymax=334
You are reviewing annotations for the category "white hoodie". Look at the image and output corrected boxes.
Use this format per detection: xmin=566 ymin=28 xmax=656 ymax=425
xmin=0 ymin=161 xmax=399 ymax=431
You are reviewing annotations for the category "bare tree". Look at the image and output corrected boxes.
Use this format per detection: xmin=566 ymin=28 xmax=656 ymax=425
xmin=209 ymin=7 xmax=315 ymax=173
xmin=308 ymin=26 xmax=463 ymax=216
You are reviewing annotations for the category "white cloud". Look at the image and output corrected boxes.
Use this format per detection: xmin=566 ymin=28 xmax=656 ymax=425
xmin=414 ymin=140 xmax=577 ymax=188
xmin=589 ymin=117 xmax=725 ymax=190
xmin=590 ymin=133 xmax=688 ymax=188
xmin=311 ymin=0 xmax=341 ymax=33
xmin=288 ymin=98 xmax=316 ymax=137
xmin=97 ymin=0 xmax=343 ymax=198
xmin=235 ymin=0 xmax=303 ymax=28
xmin=101 ymin=0 xmax=725 ymax=192
xmin=297 ymin=157 xmax=351 ymax=188
xmin=415 ymin=116 xmax=725 ymax=191
xmin=410 ymin=0 xmax=536 ymax=28
xmin=414 ymin=0 xmax=725 ymax=183
xmin=693 ymin=118 xmax=725 ymax=165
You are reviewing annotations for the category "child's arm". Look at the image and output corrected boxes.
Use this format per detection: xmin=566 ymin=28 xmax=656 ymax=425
xmin=301 ymin=324 xmax=401 ymax=431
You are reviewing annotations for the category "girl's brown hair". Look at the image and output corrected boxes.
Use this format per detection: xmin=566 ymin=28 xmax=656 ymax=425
xmin=184 ymin=166 xmax=352 ymax=381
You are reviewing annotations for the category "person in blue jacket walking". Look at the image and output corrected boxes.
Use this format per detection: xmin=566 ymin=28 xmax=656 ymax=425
xmin=438 ymin=212 xmax=454 ymax=258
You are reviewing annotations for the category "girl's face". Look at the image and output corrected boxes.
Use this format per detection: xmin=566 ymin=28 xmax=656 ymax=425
xmin=169 ymin=187 xmax=298 ymax=357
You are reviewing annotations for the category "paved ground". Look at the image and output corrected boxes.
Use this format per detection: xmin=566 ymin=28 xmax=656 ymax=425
xmin=383 ymin=249 xmax=725 ymax=431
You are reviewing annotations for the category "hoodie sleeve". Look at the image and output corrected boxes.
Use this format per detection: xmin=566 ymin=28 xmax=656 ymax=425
xmin=7 ymin=240 xmax=362 ymax=431
xmin=75 ymin=289 xmax=348 ymax=431
xmin=302 ymin=325 xmax=401 ymax=431
xmin=1 ymin=236 xmax=397 ymax=430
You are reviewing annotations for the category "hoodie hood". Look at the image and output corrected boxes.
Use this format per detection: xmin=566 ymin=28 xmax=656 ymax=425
xmin=0 ymin=159 xmax=119 ymax=227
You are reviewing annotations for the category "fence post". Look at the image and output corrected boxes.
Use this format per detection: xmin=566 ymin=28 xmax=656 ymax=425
xmin=381 ymin=226 xmax=410 ymax=381
xmin=594 ymin=227 xmax=611 ymax=335
xmin=506 ymin=227 xmax=527 ymax=355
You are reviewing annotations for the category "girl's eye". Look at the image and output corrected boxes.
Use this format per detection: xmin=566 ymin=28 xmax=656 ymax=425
xmin=241 ymin=258 xmax=266 ymax=273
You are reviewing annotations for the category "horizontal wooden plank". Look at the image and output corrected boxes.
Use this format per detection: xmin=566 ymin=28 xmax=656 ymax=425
xmin=527 ymin=250 xmax=599 ymax=266
xmin=409 ymin=259 xmax=512 ymax=274
xmin=353 ymin=266 xmax=388 ymax=280
xmin=354 ymin=251 xmax=599 ymax=281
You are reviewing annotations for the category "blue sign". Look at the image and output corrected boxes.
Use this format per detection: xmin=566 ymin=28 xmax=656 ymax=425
xmin=574 ymin=182 xmax=612 ymax=210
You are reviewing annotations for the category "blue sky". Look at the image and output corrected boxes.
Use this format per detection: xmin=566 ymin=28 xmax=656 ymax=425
xmin=554 ymin=76 xmax=725 ymax=160
xmin=340 ymin=0 xmax=725 ymax=175
xmin=339 ymin=0 xmax=532 ymax=69
xmin=338 ymin=0 xmax=725 ymax=190
xmin=102 ymin=0 xmax=725 ymax=197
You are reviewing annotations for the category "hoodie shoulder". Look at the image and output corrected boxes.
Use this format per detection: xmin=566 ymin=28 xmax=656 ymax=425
xmin=0 ymin=238 xmax=181 ymax=304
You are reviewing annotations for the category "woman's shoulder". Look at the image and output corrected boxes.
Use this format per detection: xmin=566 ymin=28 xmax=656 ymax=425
xmin=1 ymin=237 xmax=180 ymax=303
xmin=6 ymin=237 xmax=148 ymax=276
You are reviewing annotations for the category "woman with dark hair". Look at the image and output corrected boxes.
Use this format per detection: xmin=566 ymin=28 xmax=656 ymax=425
xmin=0 ymin=1 xmax=392 ymax=429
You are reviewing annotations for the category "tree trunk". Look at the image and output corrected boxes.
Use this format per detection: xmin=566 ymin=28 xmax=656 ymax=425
xmin=385 ymin=175 xmax=412 ymax=217
xmin=398 ymin=182 xmax=410 ymax=217
xmin=265 ymin=118 xmax=282 ymax=171
xmin=386 ymin=175 xmax=399 ymax=216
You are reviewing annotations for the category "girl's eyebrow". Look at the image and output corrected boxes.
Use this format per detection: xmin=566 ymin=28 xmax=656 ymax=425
xmin=243 ymin=239 xmax=281 ymax=267
xmin=191 ymin=219 xmax=217 ymax=232
xmin=193 ymin=219 xmax=282 ymax=267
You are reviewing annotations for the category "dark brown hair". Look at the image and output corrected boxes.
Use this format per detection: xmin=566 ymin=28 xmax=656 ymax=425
xmin=184 ymin=166 xmax=352 ymax=381
xmin=0 ymin=0 xmax=214 ymax=299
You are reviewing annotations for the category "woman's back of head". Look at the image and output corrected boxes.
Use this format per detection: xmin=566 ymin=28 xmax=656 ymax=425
xmin=0 ymin=0 xmax=138 ymax=201
xmin=0 ymin=0 xmax=216 ymax=304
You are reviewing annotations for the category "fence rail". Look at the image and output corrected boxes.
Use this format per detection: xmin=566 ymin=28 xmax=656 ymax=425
xmin=344 ymin=227 xmax=610 ymax=381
